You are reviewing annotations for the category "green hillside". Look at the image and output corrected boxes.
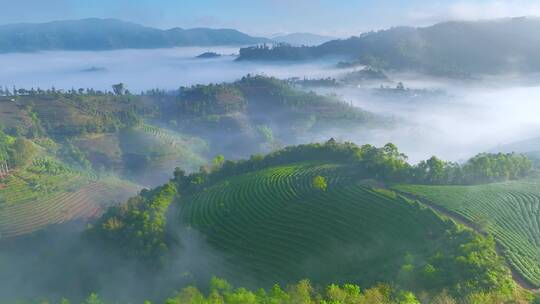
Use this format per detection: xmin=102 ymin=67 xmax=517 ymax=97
xmin=0 ymin=147 xmax=138 ymax=239
xmin=176 ymin=161 xmax=510 ymax=292
xmin=394 ymin=179 xmax=540 ymax=288
xmin=70 ymin=125 xmax=208 ymax=185
xmin=160 ymin=75 xmax=387 ymax=156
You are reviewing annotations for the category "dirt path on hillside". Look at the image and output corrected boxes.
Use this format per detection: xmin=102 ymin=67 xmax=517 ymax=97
xmin=394 ymin=189 xmax=540 ymax=292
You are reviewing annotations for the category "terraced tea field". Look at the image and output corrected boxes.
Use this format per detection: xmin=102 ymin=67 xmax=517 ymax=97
xmin=179 ymin=162 xmax=451 ymax=286
xmin=140 ymin=124 xmax=208 ymax=153
xmin=0 ymin=182 xmax=104 ymax=239
xmin=0 ymin=156 xmax=139 ymax=239
xmin=70 ymin=125 xmax=207 ymax=185
xmin=137 ymin=124 xmax=208 ymax=169
xmin=395 ymin=179 xmax=540 ymax=288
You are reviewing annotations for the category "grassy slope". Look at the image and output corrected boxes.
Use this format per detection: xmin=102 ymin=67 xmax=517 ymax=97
xmin=394 ymin=179 xmax=540 ymax=288
xmin=0 ymin=122 xmax=208 ymax=239
xmin=0 ymin=143 xmax=139 ymax=240
xmin=71 ymin=125 xmax=206 ymax=184
xmin=178 ymin=162 xmax=451 ymax=287
xmin=0 ymin=99 xmax=32 ymax=131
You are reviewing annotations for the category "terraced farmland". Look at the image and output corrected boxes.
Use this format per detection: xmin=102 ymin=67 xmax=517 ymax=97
xmin=120 ymin=126 xmax=207 ymax=180
xmin=140 ymin=124 xmax=208 ymax=153
xmin=395 ymin=179 xmax=540 ymax=288
xmin=0 ymin=155 xmax=139 ymax=239
xmin=0 ymin=182 xmax=105 ymax=239
xmin=0 ymin=159 xmax=91 ymax=205
xmin=178 ymin=162 xmax=451 ymax=286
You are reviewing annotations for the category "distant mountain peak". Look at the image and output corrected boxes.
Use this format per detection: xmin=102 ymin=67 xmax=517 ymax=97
xmin=272 ymin=32 xmax=336 ymax=46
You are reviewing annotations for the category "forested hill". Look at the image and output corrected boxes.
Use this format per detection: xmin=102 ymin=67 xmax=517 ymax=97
xmin=238 ymin=17 xmax=540 ymax=76
xmin=158 ymin=75 xmax=386 ymax=157
xmin=0 ymin=18 xmax=271 ymax=52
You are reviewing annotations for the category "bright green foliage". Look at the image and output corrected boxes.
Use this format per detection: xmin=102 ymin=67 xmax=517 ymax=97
xmin=461 ymin=153 xmax=533 ymax=183
xmin=87 ymin=182 xmax=177 ymax=261
xmin=83 ymin=293 xmax=103 ymax=304
xmin=212 ymin=155 xmax=225 ymax=170
xmin=202 ymin=140 xmax=534 ymax=189
xmin=413 ymin=153 xmax=533 ymax=185
xmin=8 ymin=137 xmax=36 ymax=167
xmin=395 ymin=179 xmax=540 ymax=287
xmin=312 ymin=175 xmax=327 ymax=191
xmin=34 ymin=279 xmax=535 ymax=304
xmin=181 ymin=140 xmax=412 ymax=191
xmin=0 ymin=129 xmax=14 ymax=160
xmin=163 ymin=278 xmax=416 ymax=304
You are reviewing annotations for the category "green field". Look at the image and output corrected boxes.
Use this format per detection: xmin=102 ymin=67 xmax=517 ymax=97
xmin=394 ymin=179 xmax=540 ymax=288
xmin=178 ymin=162 xmax=452 ymax=286
xmin=0 ymin=155 xmax=138 ymax=239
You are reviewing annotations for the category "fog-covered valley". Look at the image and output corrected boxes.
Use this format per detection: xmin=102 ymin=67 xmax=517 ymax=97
xmin=0 ymin=47 xmax=342 ymax=90
xmin=323 ymin=75 xmax=540 ymax=162
xmin=3 ymin=47 xmax=540 ymax=163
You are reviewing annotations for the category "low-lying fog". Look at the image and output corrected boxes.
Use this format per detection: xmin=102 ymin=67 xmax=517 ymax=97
xmin=331 ymin=75 xmax=540 ymax=162
xmin=0 ymin=47 xmax=340 ymax=90
xmin=2 ymin=46 xmax=540 ymax=163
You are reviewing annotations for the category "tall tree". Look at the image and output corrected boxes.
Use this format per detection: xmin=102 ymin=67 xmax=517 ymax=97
xmin=112 ymin=83 xmax=125 ymax=95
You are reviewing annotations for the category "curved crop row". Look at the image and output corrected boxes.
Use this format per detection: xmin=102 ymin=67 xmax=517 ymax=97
xmin=0 ymin=183 xmax=107 ymax=239
xmin=178 ymin=162 xmax=449 ymax=285
xmin=395 ymin=179 xmax=540 ymax=287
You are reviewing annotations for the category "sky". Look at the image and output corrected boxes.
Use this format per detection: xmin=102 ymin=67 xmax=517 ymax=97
xmin=0 ymin=0 xmax=540 ymax=37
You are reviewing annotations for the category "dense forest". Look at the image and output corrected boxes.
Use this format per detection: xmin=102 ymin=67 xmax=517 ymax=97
xmin=157 ymin=75 xmax=386 ymax=157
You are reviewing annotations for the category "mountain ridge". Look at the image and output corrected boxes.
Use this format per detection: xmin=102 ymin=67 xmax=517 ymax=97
xmin=0 ymin=18 xmax=271 ymax=52
xmin=237 ymin=17 xmax=540 ymax=76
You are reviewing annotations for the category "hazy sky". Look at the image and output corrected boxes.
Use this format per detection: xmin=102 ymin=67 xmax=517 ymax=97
xmin=0 ymin=0 xmax=539 ymax=36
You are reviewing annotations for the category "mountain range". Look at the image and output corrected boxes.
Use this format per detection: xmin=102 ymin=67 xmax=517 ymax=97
xmin=238 ymin=17 xmax=540 ymax=76
xmin=0 ymin=18 xmax=271 ymax=52
xmin=3 ymin=17 xmax=540 ymax=77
